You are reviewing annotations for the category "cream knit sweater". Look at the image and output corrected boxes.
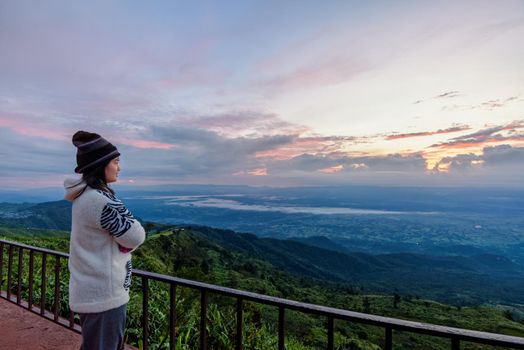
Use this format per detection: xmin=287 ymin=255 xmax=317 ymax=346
xmin=64 ymin=175 xmax=146 ymax=313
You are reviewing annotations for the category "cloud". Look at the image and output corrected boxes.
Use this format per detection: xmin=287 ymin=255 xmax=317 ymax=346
xmin=247 ymin=168 xmax=268 ymax=176
xmin=453 ymin=121 xmax=524 ymax=140
xmin=258 ymin=56 xmax=373 ymax=90
xmin=0 ymin=112 xmax=299 ymax=186
xmin=171 ymin=111 xmax=311 ymax=137
xmin=385 ymin=124 xmax=471 ymax=140
xmin=0 ymin=2 xmax=235 ymax=123
xmin=429 ymin=135 xmax=524 ymax=150
xmin=442 ymin=96 xmax=521 ymax=111
xmin=435 ymin=91 xmax=461 ymax=99
xmin=150 ymin=125 xmax=296 ymax=155
xmin=116 ymin=124 xmax=297 ymax=180
xmin=117 ymin=139 xmax=176 ymax=150
xmin=413 ymin=91 xmax=462 ymax=104
xmin=255 ymin=135 xmax=370 ymax=160
xmin=0 ymin=108 xmax=371 ymax=186
xmin=477 ymin=96 xmax=520 ymax=110
xmin=2 ymin=115 xmax=524 ymax=188
xmin=429 ymin=120 xmax=524 ymax=149
xmin=267 ymin=152 xmax=427 ymax=174
xmin=0 ymin=113 xmax=69 ymax=141
xmin=432 ymin=153 xmax=482 ymax=172
xmin=482 ymin=144 xmax=524 ymax=166
xmin=433 ymin=144 xmax=524 ymax=175
xmin=0 ymin=127 xmax=72 ymax=177
xmin=318 ymin=164 xmax=344 ymax=174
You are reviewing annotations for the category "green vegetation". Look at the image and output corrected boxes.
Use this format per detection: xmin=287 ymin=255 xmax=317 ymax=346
xmin=0 ymin=200 xmax=71 ymax=230
xmin=1 ymin=224 xmax=523 ymax=349
xmin=3 ymin=200 xmax=523 ymax=306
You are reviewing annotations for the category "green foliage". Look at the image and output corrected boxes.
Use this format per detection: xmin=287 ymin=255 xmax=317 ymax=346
xmin=0 ymin=200 xmax=71 ymax=230
xmin=2 ymin=226 xmax=524 ymax=350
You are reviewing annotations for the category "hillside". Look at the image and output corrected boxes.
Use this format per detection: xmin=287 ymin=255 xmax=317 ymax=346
xmin=1 ymin=198 xmax=523 ymax=305
xmin=2 ymin=225 xmax=524 ymax=349
xmin=0 ymin=200 xmax=71 ymax=230
xmin=175 ymin=225 xmax=524 ymax=305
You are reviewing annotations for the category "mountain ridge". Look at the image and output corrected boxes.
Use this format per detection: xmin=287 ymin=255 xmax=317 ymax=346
xmin=1 ymin=200 xmax=523 ymax=305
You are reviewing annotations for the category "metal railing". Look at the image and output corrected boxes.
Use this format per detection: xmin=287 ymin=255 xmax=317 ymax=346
xmin=1 ymin=238 xmax=523 ymax=350
xmin=0 ymin=239 xmax=79 ymax=332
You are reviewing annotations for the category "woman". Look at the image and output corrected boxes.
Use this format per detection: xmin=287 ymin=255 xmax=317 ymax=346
xmin=64 ymin=130 xmax=146 ymax=350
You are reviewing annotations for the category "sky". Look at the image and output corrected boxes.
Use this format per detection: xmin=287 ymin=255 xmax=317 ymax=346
xmin=1 ymin=0 xmax=523 ymax=189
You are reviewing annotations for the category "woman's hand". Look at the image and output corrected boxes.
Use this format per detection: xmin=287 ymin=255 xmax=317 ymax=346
xmin=118 ymin=244 xmax=133 ymax=253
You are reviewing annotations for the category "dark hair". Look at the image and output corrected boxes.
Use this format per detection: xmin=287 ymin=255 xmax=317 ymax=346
xmin=73 ymin=159 xmax=115 ymax=200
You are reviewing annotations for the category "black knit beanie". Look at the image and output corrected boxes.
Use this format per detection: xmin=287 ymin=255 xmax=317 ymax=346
xmin=72 ymin=131 xmax=120 ymax=174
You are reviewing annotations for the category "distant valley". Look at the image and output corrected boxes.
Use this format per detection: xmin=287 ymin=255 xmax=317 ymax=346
xmin=1 ymin=183 xmax=524 ymax=306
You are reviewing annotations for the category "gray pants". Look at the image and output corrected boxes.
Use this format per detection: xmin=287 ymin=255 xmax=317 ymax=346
xmin=79 ymin=303 xmax=127 ymax=350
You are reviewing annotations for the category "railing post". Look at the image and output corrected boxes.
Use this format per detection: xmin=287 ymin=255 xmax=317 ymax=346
xmin=17 ymin=247 xmax=23 ymax=305
xmin=0 ymin=242 xmax=4 ymax=292
xmin=69 ymin=310 xmax=75 ymax=328
xmin=236 ymin=298 xmax=243 ymax=350
xmin=41 ymin=253 xmax=47 ymax=315
xmin=327 ymin=316 xmax=334 ymax=350
xmin=28 ymin=250 xmax=34 ymax=309
xmin=384 ymin=327 xmax=392 ymax=350
xmin=200 ymin=289 xmax=208 ymax=350
xmin=451 ymin=337 xmax=460 ymax=350
xmin=278 ymin=306 xmax=285 ymax=350
xmin=7 ymin=245 xmax=14 ymax=300
xmin=169 ymin=283 xmax=177 ymax=350
xmin=54 ymin=256 xmax=60 ymax=321
xmin=142 ymin=276 xmax=149 ymax=350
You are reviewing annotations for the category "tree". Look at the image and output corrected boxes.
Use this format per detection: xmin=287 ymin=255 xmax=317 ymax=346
xmin=363 ymin=296 xmax=371 ymax=313
xmin=393 ymin=293 xmax=401 ymax=309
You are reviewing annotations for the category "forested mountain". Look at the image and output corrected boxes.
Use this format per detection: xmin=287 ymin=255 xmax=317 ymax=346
xmin=2 ymin=224 xmax=523 ymax=349
xmin=1 ymin=199 xmax=523 ymax=305
xmin=141 ymin=224 xmax=523 ymax=305
xmin=0 ymin=200 xmax=71 ymax=230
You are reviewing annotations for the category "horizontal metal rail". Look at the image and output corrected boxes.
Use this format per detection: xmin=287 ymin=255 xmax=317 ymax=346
xmin=1 ymin=238 xmax=524 ymax=349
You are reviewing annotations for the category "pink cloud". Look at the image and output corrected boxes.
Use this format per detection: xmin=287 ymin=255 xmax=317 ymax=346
xmin=175 ymin=112 xmax=310 ymax=137
xmin=318 ymin=164 xmax=344 ymax=174
xmin=116 ymin=138 xmax=177 ymax=149
xmin=0 ymin=115 xmax=68 ymax=141
xmin=428 ymin=121 xmax=524 ymax=150
xmin=248 ymin=168 xmax=268 ymax=176
xmin=430 ymin=135 xmax=524 ymax=150
xmin=255 ymin=135 xmax=366 ymax=160
xmin=233 ymin=168 xmax=268 ymax=176
xmin=386 ymin=125 xmax=471 ymax=140
xmin=259 ymin=56 xmax=371 ymax=89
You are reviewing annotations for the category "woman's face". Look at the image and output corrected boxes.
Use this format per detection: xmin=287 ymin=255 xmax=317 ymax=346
xmin=105 ymin=157 xmax=120 ymax=183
